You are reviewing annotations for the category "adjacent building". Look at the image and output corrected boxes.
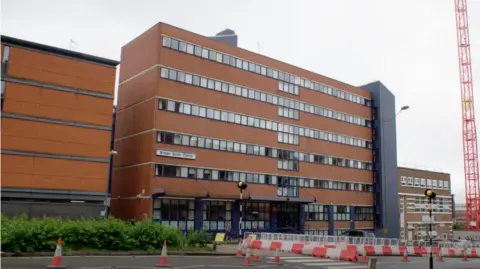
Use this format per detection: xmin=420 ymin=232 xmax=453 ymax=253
xmin=0 ymin=36 xmax=119 ymax=218
xmin=398 ymin=166 xmax=453 ymax=241
xmin=455 ymin=203 xmax=467 ymax=227
xmin=111 ymin=22 xmax=400 ymax=238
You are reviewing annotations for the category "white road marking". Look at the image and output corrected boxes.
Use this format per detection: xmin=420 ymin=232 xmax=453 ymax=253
xmin=303 ymin=262 xmax=353 ymax=266
xmin=266 ymin=256 xmax=322 ymax=259
xmin=327 ymin=265 xmax=367 ymax=269
xmin=115 ymin=266 xmax=159 ymax=269
xmin=80 ymin=267 xmax=113 ymax=269
xmin=284 ymin=259 xmax=336 ymax=263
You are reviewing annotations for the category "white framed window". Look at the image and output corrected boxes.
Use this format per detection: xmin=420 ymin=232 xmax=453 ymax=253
xmin=420 ymin=178 xmax=426 ymax=186
xmin=414 ymin=178 xmax=420 ymax=186
xmin=401 ymin=176 xmax=407 ymax=185
xmin=433 ymin=180 xmax=437 ymax=187
xmin=408 ymin=177 xmax=414 ymax=185
xmin=444 ymin=181 xmax=449 ymax=189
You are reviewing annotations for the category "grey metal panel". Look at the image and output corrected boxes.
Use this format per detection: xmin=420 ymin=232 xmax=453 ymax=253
xmin=249 ymin=195 xmax=315 ymax=203
xmin=3 ymin=77 xmax=114 ymax=99
xmin=1 ymin=35 xmax=119 ymax=67
xmin=2 ymin=45 xmax=10 ymax=62
xmin=1 ymin=200 xmax=104 ymax=219
xmin=1 ymin=149 xmax=109 ymax=163
xmin=209 ymin=29 xmax=238 ymax=47
xmin=210 ymin=35 xmax=238 ymax=47
xmin=1 ymin=112 xmax=112 ymax=130
xmin=2 ymin=45 xmax=10 ymax=78
xmin=361 ymin=81 xmax=399 ymax=239
xmin=1 ymin=187 xmax=106 ymax=201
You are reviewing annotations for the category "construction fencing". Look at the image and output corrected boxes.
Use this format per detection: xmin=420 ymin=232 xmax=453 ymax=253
xmin=242 ymin=232 xmax=480 ymax=258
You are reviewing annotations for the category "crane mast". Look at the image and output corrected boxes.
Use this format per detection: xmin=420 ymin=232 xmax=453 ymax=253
xmin=454 ymin=0 xmax=479 ymax=230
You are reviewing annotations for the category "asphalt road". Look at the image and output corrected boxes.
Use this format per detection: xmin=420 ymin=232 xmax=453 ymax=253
xmin=2 ymin=255 xmax=480 ymax=269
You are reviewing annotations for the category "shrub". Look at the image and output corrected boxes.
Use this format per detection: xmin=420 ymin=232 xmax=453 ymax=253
xmin=0 ymin=215 xmax=196 ymax=253
xmin=186 ymin=230 xmax=212 ymax=247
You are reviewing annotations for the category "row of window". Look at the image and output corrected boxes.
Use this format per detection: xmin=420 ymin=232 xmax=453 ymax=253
xmin=333 ymin=205 xmax=351 ymax=221
xmin=157 ymin=131 xmax=372 ymax=171
xmin=152 ymin=198 xmax=373 ymax=232
xmin=154 ymin=164 xmax=374 ymax=193
xmin=278 ymin=81 xmax=299 ymax=96
xmin=400 ymin=176 xmax=450 ymax=190
xmin=278 ymin=106 xmax=299 ymax=120
xmin=305 ymin=204 xmax=329 ymax=221
xmin=152 ymin=198 xmax=195 ymax=231
xmin=355 ymin=207 xmax=375 ymax=221
xmin=304 ymin=205 xmax=374 ymax=221
xmin=304 ymin=229 xmax=329 ymax=236
xmin=162 ymin=36 xmax=371 ymax=107
xmin=153 ymin=199 xmax=274 ymax=231
xmin=160 ymin=66 xmax=369 ymax=127
xmin=277 ymin=159 xmax=299 ymax=171
xmin=158 ymin=99 xmax=370 ymax=149
xmin=404 ymin=196 xmax=452 ymax=213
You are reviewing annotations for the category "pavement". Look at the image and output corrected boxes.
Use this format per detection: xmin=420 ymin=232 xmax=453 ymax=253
xmin=2 ymin=245 xmax=480 ymax=269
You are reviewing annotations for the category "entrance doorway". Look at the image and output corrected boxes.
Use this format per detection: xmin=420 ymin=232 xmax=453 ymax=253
xmin=274 ymin=202 xmax=300 ymax=233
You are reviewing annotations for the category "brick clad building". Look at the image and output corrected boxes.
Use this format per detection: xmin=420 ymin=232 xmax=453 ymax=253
xmin=398 ymin=167 xmax=453 ymax=240
xmin=111 ymin=23 xmax=401 ymax=238
xmin=0 ymin=36 xmax=118 ymax=218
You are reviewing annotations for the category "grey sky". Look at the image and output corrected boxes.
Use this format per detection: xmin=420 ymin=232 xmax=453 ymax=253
xmin=2 ymin=0 xmax=480 ymax=203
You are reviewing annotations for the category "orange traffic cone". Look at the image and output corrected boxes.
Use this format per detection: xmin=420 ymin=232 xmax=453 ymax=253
xmin=462 ymin=249 xmax=469 ymax=262
xmin=273 ymin=248 xmax=282 ymax=265
xmin=437 ymin=248 xmax=444 ymax=262
xmin=155 ymin=240 xmax=169 ymax=267
xmin=401 ymin=249 xmax=409 ymax=262
xmin=253 ymin=247 xmax=260 ymax=261
xmin=48 ymin=238 xmax=66 ymax=268
xmin=236 ymin=239 xmax=243 ymax=257
xmin=242 ymin=247 xmax=253 ymax=266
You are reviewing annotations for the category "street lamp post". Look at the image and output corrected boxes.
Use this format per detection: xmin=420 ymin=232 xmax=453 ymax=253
xmin=425 ymin=189 xmax=437 ymax=269
xmin=379 ymin=105 xmax=409 ymax=235
xmin=237 ymin=182 xmax=248 ymax=239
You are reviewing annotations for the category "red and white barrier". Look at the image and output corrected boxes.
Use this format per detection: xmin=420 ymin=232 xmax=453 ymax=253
xmin=247 ymin=239 xmax=480 ymax=259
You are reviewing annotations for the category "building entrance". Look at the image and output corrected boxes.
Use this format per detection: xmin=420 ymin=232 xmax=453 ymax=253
xmin=274 ymin=202 xmax=300 ymax=233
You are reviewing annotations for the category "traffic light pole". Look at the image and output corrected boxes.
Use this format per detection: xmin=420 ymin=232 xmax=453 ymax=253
xmin=239 ymin=190 xmax=243 ymax=239
xmin=429 ymin=197 xmax=433 ymax=269
xmin=236 ymin=182 xmax=248 ymax=240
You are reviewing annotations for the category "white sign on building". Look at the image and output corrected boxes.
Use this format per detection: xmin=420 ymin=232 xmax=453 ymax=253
xmin=156 ymin=149 xmax=196 ymax=160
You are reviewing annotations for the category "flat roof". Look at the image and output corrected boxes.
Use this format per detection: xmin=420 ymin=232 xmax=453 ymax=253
xmin=1 ymin=35 xmax=119 ymax=67
xmin=398 ymin=166 xmax=450 ymax=176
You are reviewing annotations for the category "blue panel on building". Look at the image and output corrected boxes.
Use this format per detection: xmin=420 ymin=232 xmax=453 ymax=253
xmin=361 ymin=81 xmax=399 ymax=239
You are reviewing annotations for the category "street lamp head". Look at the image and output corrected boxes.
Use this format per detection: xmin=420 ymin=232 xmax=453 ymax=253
xmin=400 ymin=105 xmax=410 ymax=111
xmin=237 ymin=181 xmax=248 ymax=190
xmin=424 ymin=189 xmax=437 ymax=199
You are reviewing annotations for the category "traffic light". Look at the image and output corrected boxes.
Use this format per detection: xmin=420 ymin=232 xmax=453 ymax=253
xmin=237 ymin=181 xmax=248 ymax=191
xmin=424 ymin=189 xmax=437 ymax=199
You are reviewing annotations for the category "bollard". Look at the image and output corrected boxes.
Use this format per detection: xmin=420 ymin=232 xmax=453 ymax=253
xmin=367 ymin=257 xmax=377 ymax=269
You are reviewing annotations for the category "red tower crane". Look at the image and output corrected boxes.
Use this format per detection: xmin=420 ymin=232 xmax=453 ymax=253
xmin=454 ymin=0 xmax=479 ymax=230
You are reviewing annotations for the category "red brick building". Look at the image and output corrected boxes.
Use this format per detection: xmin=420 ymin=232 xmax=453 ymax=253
xmin=110 ymin=23 xmax=393 ymax=237
xmin=397 ymin=167 xmax=453 ymax=240
xmin=1 ymin=36 xmax=118 ymax=217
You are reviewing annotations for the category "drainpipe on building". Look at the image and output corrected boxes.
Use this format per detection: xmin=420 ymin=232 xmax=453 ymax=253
xmin=103 ymin=106 xmax=117 ymax=217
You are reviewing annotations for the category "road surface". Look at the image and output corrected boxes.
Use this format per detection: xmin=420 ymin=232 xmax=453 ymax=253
xmin=2 ymin=254 xmax=480 ymax=269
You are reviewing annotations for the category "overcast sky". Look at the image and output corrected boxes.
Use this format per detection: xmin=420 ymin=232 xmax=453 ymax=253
xmin=2 ymin=0 xmax=480 ymax=203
